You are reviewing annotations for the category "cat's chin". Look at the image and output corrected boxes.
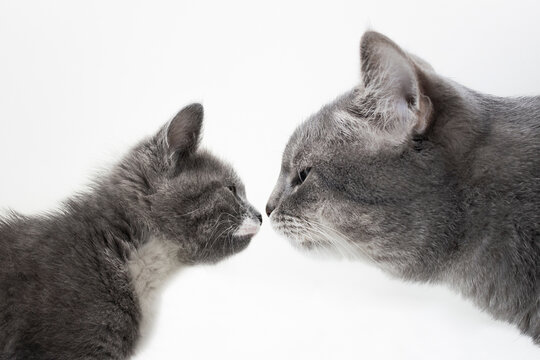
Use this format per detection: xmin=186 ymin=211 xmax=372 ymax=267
xmin=281 ymin=234 xmax=321 ymax=253
xmin=292 ymin=238 xmax=318 ymax=251
xmin=285 ymin=237 xmax=348 ymax=261
xmin=278 ymin=232 xmax=365 ymax=261
xmin=270 ymin=215 xmax=324 ymax=251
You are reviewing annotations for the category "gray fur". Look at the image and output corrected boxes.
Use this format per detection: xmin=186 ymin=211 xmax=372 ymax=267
xmin=0 ymin=103 xmax=262 ymax=359
xmin=267 ymin=32 xmax=540 ymax=343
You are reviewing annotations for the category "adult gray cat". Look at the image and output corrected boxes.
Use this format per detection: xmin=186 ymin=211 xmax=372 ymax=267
xmin=267 ymin=32 xmax=540 ymax=343
xmin=0 ymin=103 xmax=262 ymax=359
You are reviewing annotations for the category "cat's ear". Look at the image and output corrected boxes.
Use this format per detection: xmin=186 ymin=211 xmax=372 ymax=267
xmin=359 ymin=31 xmax=432 ymax=134
xmin=164 ymin=103 xmax=204 ymax=157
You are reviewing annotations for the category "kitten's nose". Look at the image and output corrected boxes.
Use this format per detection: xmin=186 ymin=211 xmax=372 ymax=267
xmin=256 ymin=213 xmax=263 ymax=224
xmin=265 ymin=203 xmax=275 ymax=217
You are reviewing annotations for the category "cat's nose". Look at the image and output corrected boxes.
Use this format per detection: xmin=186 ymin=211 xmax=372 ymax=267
xmin=256 ymin=213 xmax=263 ymax=224
xmin=265 ymin=203 xmax=275 ymax=217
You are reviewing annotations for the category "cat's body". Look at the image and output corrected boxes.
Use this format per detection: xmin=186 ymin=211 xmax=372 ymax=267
xmin=1 ymin=104 xmax=262 ymax=359
xmin=444 ymin=95 xmax=540 ymax=337
xmin=267 ymin=32 xmax=540 ymax=342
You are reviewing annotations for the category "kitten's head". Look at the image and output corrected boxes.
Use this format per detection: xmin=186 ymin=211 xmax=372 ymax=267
xmin=117 ymin=103 xmax=261 ymax=264
xmin=267 ymin=32 xmax=458 ymax=276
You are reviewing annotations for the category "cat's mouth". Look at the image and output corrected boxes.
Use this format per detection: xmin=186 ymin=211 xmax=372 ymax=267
xmin=269 ymin=213 xmax=320 ymax=251
xmin=270 ymin=211 xmax=367 ymax=258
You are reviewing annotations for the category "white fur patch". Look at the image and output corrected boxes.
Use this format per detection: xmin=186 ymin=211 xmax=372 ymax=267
xmin=233 ymin=217 xmax=261 ymax=237
xmin=333 ymin=110 xmax=408 ymax=152
xmin=127 ymin=236 xmax=181 ymax=340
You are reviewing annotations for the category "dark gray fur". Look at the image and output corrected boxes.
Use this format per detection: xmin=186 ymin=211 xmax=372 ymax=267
xmin=0 ymin=103 xmax=261 ymax=359
xmin=267 ymin=32 xmax=540 ymax=343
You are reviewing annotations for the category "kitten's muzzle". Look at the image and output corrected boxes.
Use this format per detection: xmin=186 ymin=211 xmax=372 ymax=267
xmin=233 ymin=214 xmax=262 ymax=237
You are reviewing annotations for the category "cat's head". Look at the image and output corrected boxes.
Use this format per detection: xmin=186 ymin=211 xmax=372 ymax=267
xmin=267 ymin=32 xmax=460 ymax=276
xmin=116 ymin=103 xmax=261 ymax=264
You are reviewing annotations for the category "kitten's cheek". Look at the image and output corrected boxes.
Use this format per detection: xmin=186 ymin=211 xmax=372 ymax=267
xmin=233 ymin=217 xmax=261 ymax=237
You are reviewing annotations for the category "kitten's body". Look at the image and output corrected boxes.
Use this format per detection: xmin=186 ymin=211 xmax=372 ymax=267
xmin=1 ymin=104 xmax=262 ymax=359
xmin=1 ymin=190 xmax=144 ymax=359
xmin=267 ymin=32 xmax=540 ymax=342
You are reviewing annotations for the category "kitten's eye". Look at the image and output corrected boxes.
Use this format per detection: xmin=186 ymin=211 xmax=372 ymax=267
xmin=293 ymin=167 xmax=312 ymax=186
xmin=227 ymin=185 xmax=237 ymax=196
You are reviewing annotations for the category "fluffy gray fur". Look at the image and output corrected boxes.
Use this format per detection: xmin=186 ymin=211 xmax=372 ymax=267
xmin=0 ymin=103 xmax=262 ymax=359
xmin=267 ymin=32 xmax=540 ymax=343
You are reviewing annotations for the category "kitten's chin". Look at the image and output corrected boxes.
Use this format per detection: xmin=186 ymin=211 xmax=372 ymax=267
xmin=224 ymin=217 xmax=259 ymax=255
xmin=230 ymin=234 xmax=253 ymax=251
xmin=195 ymin=235 xmax=253 ymax=265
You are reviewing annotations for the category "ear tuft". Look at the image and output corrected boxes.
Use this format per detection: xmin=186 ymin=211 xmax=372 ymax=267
xmin=166 ymin=103 xmax=204 ymax=156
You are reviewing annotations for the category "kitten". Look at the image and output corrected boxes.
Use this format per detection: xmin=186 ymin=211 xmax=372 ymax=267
xmin=0 ymin=103 xmax=262 ymax=359
xmin=267 ymin=32 xmax=540 ymax=343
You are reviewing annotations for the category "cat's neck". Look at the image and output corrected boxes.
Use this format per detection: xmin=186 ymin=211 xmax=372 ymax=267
xmin=412 ymin=75 xmax=540 ymax=341
xmin=420 ymin=72 xmax=488 ymax=168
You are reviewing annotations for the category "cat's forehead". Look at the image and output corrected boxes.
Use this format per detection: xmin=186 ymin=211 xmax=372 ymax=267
xmin=284 ymin=89 xmax=407 ymax=168
xmin=283 ymin=92 xmax=353 ymax=163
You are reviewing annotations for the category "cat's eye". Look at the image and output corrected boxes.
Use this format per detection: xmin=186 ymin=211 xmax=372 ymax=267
xmin=293 ymin=167 xmax=312 ymax=186
xmin=227 ymin=185 xmax=237 ymax=196
xmin=412 ymin=134 xmax=425 ymax=152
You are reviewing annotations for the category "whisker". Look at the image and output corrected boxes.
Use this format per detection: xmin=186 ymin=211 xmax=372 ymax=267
xmin=275 ymin=214 xmax=377 ymax=262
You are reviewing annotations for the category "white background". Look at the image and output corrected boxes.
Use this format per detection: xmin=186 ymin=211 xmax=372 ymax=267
xmin=1 ymin=0 xmax=540 ymax=359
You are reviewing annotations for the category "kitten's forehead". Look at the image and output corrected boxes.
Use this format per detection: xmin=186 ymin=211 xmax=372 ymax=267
xmin=184 ymin=150 xmax=241 ymax=184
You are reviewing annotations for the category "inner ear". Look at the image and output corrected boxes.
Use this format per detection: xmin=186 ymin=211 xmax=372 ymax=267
xmin=166 ymin=103 xmax=204 ymax=156
xmin=358 ymin=31 xmax=432 ymax=133
xmin=360 ymin=32 xmax=419 ymax=108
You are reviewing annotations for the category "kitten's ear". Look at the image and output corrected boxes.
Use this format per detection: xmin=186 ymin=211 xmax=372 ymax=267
xmin=165 ymin=103 xmax=204 ymax=156
xmin=359 ymin=31 xmax=432 ymax=133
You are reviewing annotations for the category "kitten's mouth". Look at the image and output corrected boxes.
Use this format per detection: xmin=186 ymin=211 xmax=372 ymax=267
xmin=233 ymin=217 xmax=261 ymax=238
xmin=232 ymin=234 xmax=255 ymax=242
xmin=228 ymin=232 xmax=255 ymax=255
